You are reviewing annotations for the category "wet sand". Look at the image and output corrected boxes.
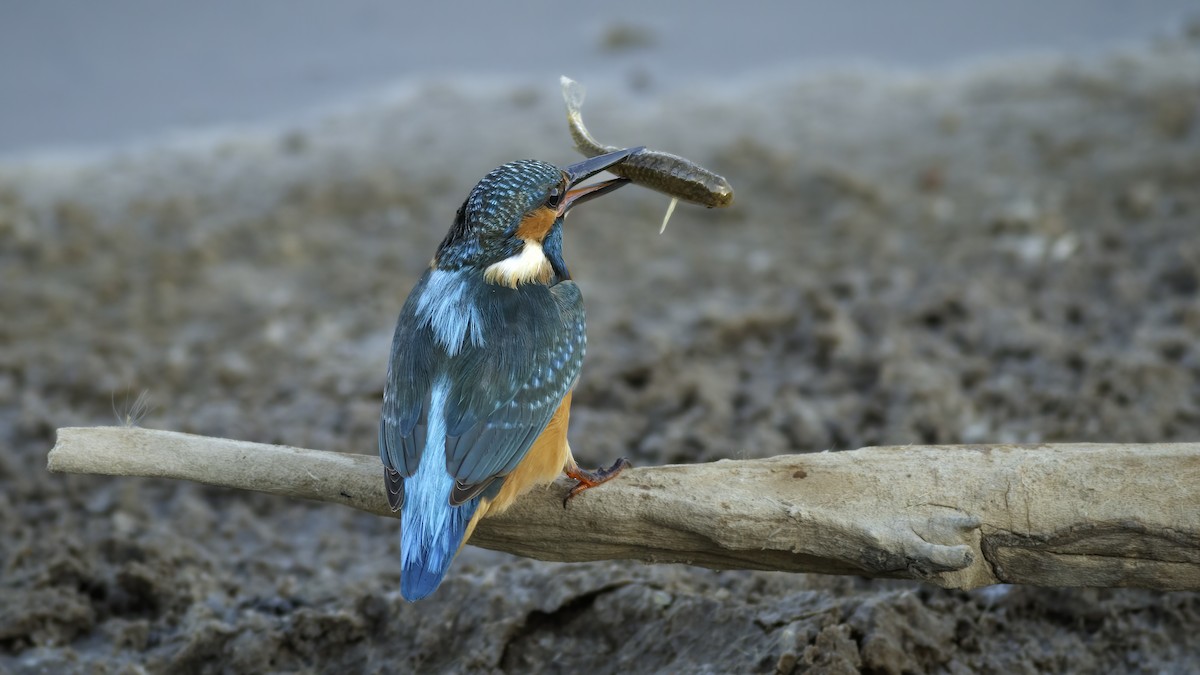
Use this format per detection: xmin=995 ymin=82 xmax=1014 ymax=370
xmin=2 ymin=36 xmax=1199 ymax=673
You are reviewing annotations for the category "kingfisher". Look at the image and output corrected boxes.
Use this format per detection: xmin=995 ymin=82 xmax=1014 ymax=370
xmin=379 ymin=147 xmax=641 ymax=601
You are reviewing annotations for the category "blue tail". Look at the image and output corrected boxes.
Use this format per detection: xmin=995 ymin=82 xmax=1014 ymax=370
xmin=399 ymin=378 xmax=479 ymax=601
xmin=400 ymin=487 xmax=479 ymax=601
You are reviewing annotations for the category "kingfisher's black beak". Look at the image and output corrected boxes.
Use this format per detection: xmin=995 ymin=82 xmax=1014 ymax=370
xmin=557 ymin=146 xmax=643 ymax=217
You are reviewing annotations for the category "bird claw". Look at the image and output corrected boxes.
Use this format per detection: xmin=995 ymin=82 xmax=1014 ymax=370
xmin=562 ymin=457 xmax=631 ymax=507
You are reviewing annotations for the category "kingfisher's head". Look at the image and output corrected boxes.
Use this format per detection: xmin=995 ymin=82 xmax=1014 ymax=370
xmin=433 ymin=147 xmax=641 ymax=287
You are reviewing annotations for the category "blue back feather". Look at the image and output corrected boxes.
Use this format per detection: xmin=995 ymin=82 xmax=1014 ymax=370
xmin=400 ymin=375 xmax=480 ymax=601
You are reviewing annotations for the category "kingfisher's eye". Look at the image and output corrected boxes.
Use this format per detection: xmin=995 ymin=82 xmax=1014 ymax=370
xmin=545 ymin=185 xmax=564 ymax=210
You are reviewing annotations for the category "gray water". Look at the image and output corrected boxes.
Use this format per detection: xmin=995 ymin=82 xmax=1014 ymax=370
xmin=1 ymin=1 xmax=1195 ymax=157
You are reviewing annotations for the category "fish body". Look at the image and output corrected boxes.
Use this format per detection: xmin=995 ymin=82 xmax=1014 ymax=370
xmin=561 ymin=76 xmax=734 ymax=208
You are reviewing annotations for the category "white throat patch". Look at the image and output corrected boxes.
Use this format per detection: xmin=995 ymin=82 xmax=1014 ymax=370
xmin=483 ymin=238 xmax=552 ymax=288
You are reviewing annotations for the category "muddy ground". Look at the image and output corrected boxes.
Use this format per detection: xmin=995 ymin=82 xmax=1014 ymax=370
xmin=3 ymin=35 xmax=1200 ymax=674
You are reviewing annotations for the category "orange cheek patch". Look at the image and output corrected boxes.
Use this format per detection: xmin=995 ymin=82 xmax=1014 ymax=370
xmin=515 ymin=206 xmax=557 ymax=241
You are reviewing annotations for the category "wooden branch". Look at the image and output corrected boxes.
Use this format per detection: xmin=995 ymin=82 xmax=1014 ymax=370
xmin=48 ymin=427 xmax=1200 ymax=590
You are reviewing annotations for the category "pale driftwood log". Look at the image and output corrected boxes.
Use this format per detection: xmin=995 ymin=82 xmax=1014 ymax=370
xmin=48 ymin=427 xmax=1200 ymax=590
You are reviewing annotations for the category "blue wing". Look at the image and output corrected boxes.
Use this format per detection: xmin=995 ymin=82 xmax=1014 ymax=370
xmin=444 ymin=284 xmax=584 ymax=503
xmin=443 ymin=279 xmax=584 ymax=503
xmin=379 ymin=272 xmax=437 ymax=511
xmin=379 ymin=269 xmax=585 ymax=509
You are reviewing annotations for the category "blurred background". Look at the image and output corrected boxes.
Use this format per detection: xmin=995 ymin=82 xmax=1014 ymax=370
xmin=1 ymin=1 xmax=1196 ymax=156
xmin=3 ymin=3 xmax=1200 ymax=673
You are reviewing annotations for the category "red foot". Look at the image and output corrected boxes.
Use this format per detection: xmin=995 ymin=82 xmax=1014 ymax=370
xmin=563 ymin=457 xmax=631 ymax=507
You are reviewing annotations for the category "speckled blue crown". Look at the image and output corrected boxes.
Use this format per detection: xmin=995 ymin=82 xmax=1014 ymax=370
xmin=435 ymin=159 xmax=565 ymax=270
xmin=464 ymin=159 xmax=562 ymax=235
